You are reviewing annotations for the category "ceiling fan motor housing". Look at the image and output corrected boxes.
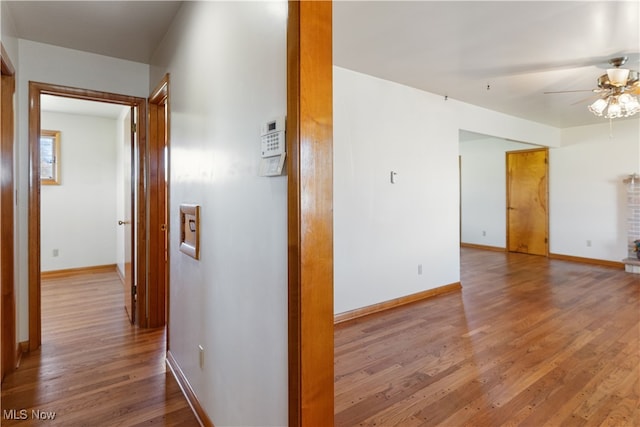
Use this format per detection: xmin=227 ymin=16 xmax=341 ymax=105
xmin=598 ymin=69 xmax=638 ymax=90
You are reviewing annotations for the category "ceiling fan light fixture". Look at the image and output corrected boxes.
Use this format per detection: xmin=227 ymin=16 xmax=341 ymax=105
xmin=606 ymin=98 xmax=622 ymax=118
xmin=606 ymin=68 xmax=630 ymax=87
xmin=588 ymin=98 xmax=608 ymax=116
xmin=620 ymin=94 xmax=640 ymax=116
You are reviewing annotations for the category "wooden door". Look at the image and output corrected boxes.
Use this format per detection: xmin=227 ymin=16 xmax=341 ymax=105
xmin=121 ymin=108 xmax=135 ymax=323
xmin=506 ymin=148 xmax=549 ymax=255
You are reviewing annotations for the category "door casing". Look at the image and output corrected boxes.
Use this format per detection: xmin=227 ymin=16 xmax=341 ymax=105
xmin=148 ymin=74 xmax=169 ymax=329
xmin=28 ymin=82 xmax=148 ymax=350
xmin=1 ymin=43 xmax=16 ymax=381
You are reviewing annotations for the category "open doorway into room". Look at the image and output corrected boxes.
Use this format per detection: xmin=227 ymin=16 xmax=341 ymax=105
xmin=458 ymin=130 xmax=549 ymax=254
xmin=28 ymin=83 xmax=148 ymax=351
xmin=38 ymin=95 xmax=134 ymax=336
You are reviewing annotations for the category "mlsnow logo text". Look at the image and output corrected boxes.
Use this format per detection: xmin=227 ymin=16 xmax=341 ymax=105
xmin=3 ymin=409 xmax=57 ymax=420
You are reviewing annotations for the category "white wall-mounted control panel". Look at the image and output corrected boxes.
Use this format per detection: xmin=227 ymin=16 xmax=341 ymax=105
xmin=259 ymin=116 xmax=286 ymax=177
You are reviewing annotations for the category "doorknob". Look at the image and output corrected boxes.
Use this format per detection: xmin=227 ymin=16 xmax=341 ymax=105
xmin=118 ymin=220 xmax=130 ymax=225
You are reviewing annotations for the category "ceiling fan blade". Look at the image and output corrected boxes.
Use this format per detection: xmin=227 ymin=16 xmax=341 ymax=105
xmin=543 ymin=89 xmax=596 ymax=94
xmin=570 ymin=94 xmax=603 ymax=105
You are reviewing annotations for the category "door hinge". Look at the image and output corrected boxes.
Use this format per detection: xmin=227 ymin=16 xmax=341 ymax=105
xmin=132 ymin=123 xmax=137 ymax=133
xmin=545 ymin=238 xmax=548 ymax=243
xmin=132 ymin=285 xmax=137 ymax=296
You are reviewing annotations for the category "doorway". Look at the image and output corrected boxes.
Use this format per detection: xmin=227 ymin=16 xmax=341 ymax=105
xmin=459 ymin=131 xmax=548 ymax=252
xmin=28 ymin=82 xmax=147 ymax=351
xmin=506 ymin=148 xmax=549 ymax=255
xmin=39 ymin=94 xmax=133 ymax=325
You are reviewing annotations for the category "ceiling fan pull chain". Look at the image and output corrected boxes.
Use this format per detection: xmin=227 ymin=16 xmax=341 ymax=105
xmin=609 ymin=117 xmax=614 ymax=139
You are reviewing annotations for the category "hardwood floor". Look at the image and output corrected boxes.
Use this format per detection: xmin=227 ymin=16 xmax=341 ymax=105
xmin=1 ymin=270 xmax=198 ymax=426
xmin=335 ymin=248 xmax=640 ymax=426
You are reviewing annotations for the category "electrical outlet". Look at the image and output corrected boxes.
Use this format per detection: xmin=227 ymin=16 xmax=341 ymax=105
xmin=418 ymin=264 xmax=423 ymax=275
xmin=482 ymin=230 xmax=486 ymax=237
xmin=198 ymin=345 xmax=204 ymax=369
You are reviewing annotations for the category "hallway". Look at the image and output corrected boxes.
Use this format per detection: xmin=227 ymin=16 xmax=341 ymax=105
xmin=1 ymin=269 xmax=198 ymax=426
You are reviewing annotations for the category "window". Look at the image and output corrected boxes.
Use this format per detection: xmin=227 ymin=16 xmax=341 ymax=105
xmin=40 ymin=130 xmax=60 ymax=185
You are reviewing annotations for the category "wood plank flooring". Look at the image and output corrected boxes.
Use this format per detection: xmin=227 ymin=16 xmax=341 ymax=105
xmin=1 ymin=270 xmax=198 ymax=426
xmin=335 ymin=248 xmax=640 ymax=426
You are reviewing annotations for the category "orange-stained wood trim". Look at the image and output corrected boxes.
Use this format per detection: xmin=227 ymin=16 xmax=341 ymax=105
xmin=460 ymin=243 xmax=507 ymax=252
xmin=28 ymin=84 xmax=41 ymax=352
xmin=1 ymin=43 xmax=15 ymax=75
xmin=548 ymin=253 xmax=624 ymax=269
xmin=287 ymin=2 xmax=334 ymax=426
xmin=1 ymin=43 xmax=16 ymax=381
xmin=40 ymin=264 xmax=118 ymax=279
xmin=148 ymin=74 xmax=170 ymax=329
xmin=334 ymin=282 xmax=462 ymax=325
xmin=29 ymin=82 xmax=148 ymax=351
xmin=166 ymin=350 xmax=215 ymax=427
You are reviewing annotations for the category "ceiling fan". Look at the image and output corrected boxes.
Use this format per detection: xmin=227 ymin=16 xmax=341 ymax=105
xmin=545 ymin=56 xmax=640 ymax=119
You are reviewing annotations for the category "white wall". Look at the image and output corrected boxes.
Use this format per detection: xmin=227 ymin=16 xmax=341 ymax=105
xmin=334 ymin=66 xmax=460 ymax=315
xmin=550 ymin=119 xmax=640 ymax=261
xmin=460 ymin=135 xmax=537 ymax=248
xmin=150 ymin=2 xmax=288 ymax=426
xmin=458 ymin=120 xmax=639 ymax=262
xmin=15 ymin=39 xmax=149 ymax=341
xmin=333 ymin=67 xmax=560 ymax=315
xmin=40 ymin=111 xmax=118 ymax=272
xmin=1 ymin=0 xmax=18 ymax=62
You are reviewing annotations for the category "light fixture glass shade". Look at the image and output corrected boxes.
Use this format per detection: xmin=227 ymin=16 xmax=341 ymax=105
xmin=606 ymin=100 xmax=622 ymax=118
xmin=607 ymin=68 xmax=630 ymax=86
xmin=621 ymin=94 xmax=640 ymax=116
xmin=588 ymin=98 xmax=608 ymax=116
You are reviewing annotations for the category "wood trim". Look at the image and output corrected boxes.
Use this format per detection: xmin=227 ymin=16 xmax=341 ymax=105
xmin=40 ymin=264 xmax=118 ymax=279
xmin=166 ymin=350 xmax=214 ymax=427
xmin=148 ymin=74 xmax=169 ymax=329
xmin=549 ymin=253 xmax=624 ymax=269
xmin=1 ymin=43 xmax=15 ymax=75
xmin=334 ymin=282 xmax=462 ymax=325
xmin=1 ymin=46 xmax=16 ymax=380
xmin=28 ymin=84 xmax=41 ymax=352
xmin=29 ymin=82 xmax=148 ymax=351
xmin=287 ymin=2 xmax=334 ymax=426
xmin=15 ymin=341 xmax=28 ymax=369
xmin=460 ymin=243 xmax=507 ymax=252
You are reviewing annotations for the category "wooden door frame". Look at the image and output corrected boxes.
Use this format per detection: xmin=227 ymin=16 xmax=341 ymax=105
xmin=505 ymin=147 xmax=549 ymax=256
xmin=148 ymin=74 xmax=169 ymax=329
xmin=28 ymin=82 xmax=147 ymax=350
xmin=287 ymin=2 xmax=334 ymax=425
xmin=1 ymin=43 xmax=16 ymax=381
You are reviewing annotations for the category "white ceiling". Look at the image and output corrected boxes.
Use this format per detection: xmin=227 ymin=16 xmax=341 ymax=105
xmin=41 ymin=95 xmax=129 ymax=119
xmin=5 ymin=1 xmax=182 ymax=63
xmin=5 ymin=1 xmax=640 ymax=129
xmin=334 ymin=1 xmax=640 ymax=129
